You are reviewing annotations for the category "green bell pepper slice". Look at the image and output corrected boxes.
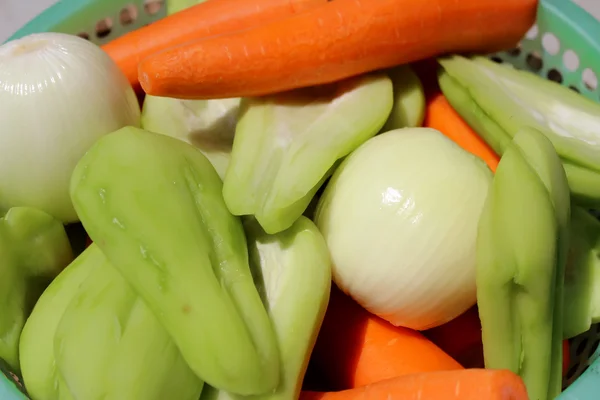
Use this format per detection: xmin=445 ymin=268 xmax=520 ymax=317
xmin=200 ymin=216 xmax=331 ymax=400
xmin=438 ymin=55 xmax=600 ymax=207
xmin=476 ymin=128 xmax=570 ymax=400
xmin=70 ymin=126 xmax=279 ymax=395
xmin=0 ymin=207 xmax=73 ymax=372
xmin=222 ymin=73 xmax=393 ymax=234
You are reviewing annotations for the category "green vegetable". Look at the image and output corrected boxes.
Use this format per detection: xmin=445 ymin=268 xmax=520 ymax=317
xmin=141 ymin=95 xmax=240 ymax=179
xmin=20 ymin=245 xmax=104 ymax=400
xmin=381 ymin=66 xmax=425 ymax=131
xmin=223 ymin=73 xmax=393 ymax=234
xmin=0 ymin=207 xmax=73 ymax=372
xmin=201 ymin=216 xmax=331 ymax=400
xmin=438 ymin=55 xmax=600 ymax=207
xmin=70 ymin=127 xmax=279 ymax=395
xmin=51 ymin=245 xmax=203 ymax=400
xmin=476 ymin=128 xmax=570 ymax=400
xmin=563 ymin=207 xmax=600 ymax=339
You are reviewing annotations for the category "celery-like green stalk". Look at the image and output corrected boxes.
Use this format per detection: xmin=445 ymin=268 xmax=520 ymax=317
xmin=0 ymin=207 xmax=73 ymax=372
xmin=438 ymin=55 xmax=600 ymax=207
xmin=70 ymin=127 xmax=279 ymax=395
xmin=223 ymin=73 xmax=393 ymax=234
xmin=200 ymin=216 xmax=331 ymax=400
xmin=476 ymin=128 xmax=570 ymax=400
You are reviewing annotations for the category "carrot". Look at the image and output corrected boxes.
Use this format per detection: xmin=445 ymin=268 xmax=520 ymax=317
xmin=102 ymin=0 xmax=327 ymax=90
xmin=309 ymin=286 xmax=462 ymax=391
xmin=424 ymin=92 xmax=500 ymax=172
xmin=300 ymin=369 xmax=529 ymax=400
xmin=138 ymin=0 xmax=537 ymax=99
xmin=563 ymin=340 xmax=570 ymax=377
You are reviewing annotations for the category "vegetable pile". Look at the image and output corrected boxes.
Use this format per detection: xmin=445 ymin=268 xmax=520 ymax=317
xmin=2 ymin=0 xmax=600 ymax=399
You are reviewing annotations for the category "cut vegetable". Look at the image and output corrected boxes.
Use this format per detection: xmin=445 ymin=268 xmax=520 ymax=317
xmin=141 ymin=95 xmax=240 ymax=179
xmin=200 ymin=216 xmax=331 ymax=400
xmin=0 ymin=33 xmax=140 ymax=222
xmin=70 ymin=127 xmax=279 ymax=395
xmin=310 ymin=286 xmax=462 ymax=390
xmin=20 ymin=245 xmax=100 ymax=400
xmin=315 ymin=128 xmax=492 ymax=330
xmin=563 ymin=207 xmax=600 ymax=339
xmin=54 ymin=249 xmax=203 ymax=400
xmin=438 ymin=55 xmax=600 ymax=206
xmin=381 ymin=65 xmax=425 ymax=131
xmin=0 ymin=207 xmax=73 ymax=372
xmin=103 ymin=0 xmax=327 ymax=89
xmin=476 ymin=128 xmax=570 ymax=400
xmin=223 ymin=73 xmax=393 ymax=234
xmin=139 ymin=0 xmax=537 ymax=99
xmin=300 ymin=369 xmax=529 ymax=400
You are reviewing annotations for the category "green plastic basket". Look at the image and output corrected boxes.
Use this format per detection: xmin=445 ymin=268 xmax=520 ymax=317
xmin=2 ymin=0 xmax=600 ymax=398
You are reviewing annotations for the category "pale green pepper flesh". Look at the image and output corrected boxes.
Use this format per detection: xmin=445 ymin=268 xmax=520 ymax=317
xmin=200 ymin=216 xmax=331 ymax=400
xmin=476 ymin=128 xmax=569 ymax=400
xmin=563 ymin=207 xmax=600 ymax=339
xmin=438 ymin=55 xmax=600 ymax=207
xmin=54 ymin=246 xmax=203 ymax=400
xmin=70 ymin=127 xmax=279 ymax=395
xmin=223 ymin=73 xmax=393 ymax=234
xmin=0 ymin=207 xmax=73 ymax=372
xmin=381 ymin=65 xmax=425 ymax=131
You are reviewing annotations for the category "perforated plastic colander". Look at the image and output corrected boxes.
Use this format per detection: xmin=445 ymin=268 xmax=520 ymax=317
xmin=2 ymin=0 xmax=600 ymax=398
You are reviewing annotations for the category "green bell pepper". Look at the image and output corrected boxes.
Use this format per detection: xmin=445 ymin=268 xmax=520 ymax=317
xmin=20 ymin=244 xmax=100 ymax=400
xmin=563 ymin=207 xmax=600 ymax=339
xmin=0 ymin=207 xmax=73 ymax=372
xmin=438 ymin=55 xmax=600 ymax=207
xmin=222 ymin=73 xmax=393 ymax=234
xmin=70 ymin=127 xmax=279 ymax=395
xmin=476 ymin=128 xmax=570 ymax=400
xmin=201 ymin=216 xmax=331 ymax=400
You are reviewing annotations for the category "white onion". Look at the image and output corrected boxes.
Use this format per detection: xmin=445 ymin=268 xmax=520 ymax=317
xmin=0 ymin=33 xmax=140 ymax=223
xmin=315 ymin=128 xmax=493 ymax=330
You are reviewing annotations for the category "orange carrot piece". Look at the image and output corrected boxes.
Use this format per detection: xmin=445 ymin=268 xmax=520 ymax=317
xmin=310 ymin=287 xmax=462 ymax=390
xmin=138 ymin=0 xmax=538 ymax=99
xmin=424 ymin=92 xmax=500 ymax=172
xmin=102 ymin=0 xmax=327 ymax=90
xmin=300 ymin=369 xmax=529 ymax=400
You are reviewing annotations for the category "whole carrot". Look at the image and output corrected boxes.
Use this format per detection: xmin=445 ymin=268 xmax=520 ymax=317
xmin=424 ymin=92 xmax=500 ymax=172
xmin=138 ymin=0 xmax=538 ymax=99
xmin=310 ymin=286 xmax=462 ymax=390
xmin=103 ymin=0 xmax=327 ymax=90
xmin=300 ymin=369 xmax=529 ymax=400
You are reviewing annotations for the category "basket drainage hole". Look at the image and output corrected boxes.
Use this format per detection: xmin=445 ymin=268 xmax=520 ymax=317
xmin=76 ymin=32 xmax=90 ymax=40
xmin=583 ymin=68 xmax=598 ymax=91
xmin=490 ymin=56 xmax=503 ymax=64
xmin=120 ymin=5 xmax=138 ymax=26
xmin=565 ymin=363 xmax=578 ymax=380
xmin=570 ymin=86 xmax=580 ymax=93
xmin=525 ymin=24 xmax=539 ymax=40
xmin=526 ymin=52 xmax=543 ymax=72
xmin=589 ymin=338 xmax=600 ymax=357
xmin=507 ymin=47 xmax=521 ymax=57
xmin=547 ymin=69 xmax=563 ymax=84
xmin=95 ymin=18 xmax=113 ymax=39
xmin=144 ymin=0 xmax=164 ymax=15
xmin=542 ymin=32 xmax=560 ymax=56
xmin=563 ymin=50 xmax=580 ymax=72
